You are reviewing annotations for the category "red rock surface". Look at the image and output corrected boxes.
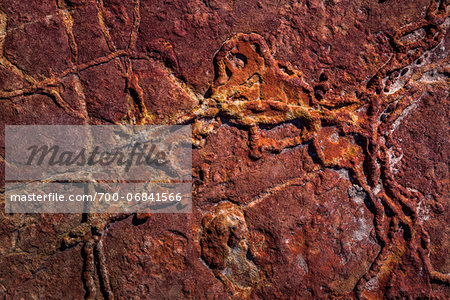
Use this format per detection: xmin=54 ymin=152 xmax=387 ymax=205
xmin=0 ymin=0 xmax=449 ymax=298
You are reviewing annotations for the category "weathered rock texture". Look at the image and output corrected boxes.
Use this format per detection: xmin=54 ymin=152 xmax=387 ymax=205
xmin=0 ymin=0 xmax=449 ymax=298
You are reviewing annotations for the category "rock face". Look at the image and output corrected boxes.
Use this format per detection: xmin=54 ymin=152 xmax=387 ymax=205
xmin=0 ymin=0 xmax=449 ymax=298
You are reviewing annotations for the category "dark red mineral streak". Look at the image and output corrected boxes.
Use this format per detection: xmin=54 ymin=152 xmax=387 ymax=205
xmin=0 ymin=0 xmax=449 ymax=298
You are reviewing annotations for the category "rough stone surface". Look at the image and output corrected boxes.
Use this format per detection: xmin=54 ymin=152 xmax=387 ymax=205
xmin=0 ymin=0 xmax=449 ymax=298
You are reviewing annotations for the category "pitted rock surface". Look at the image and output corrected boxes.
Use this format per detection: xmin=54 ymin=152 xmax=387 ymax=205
xmin=0 ymin=0 xmax=449 ymax=298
